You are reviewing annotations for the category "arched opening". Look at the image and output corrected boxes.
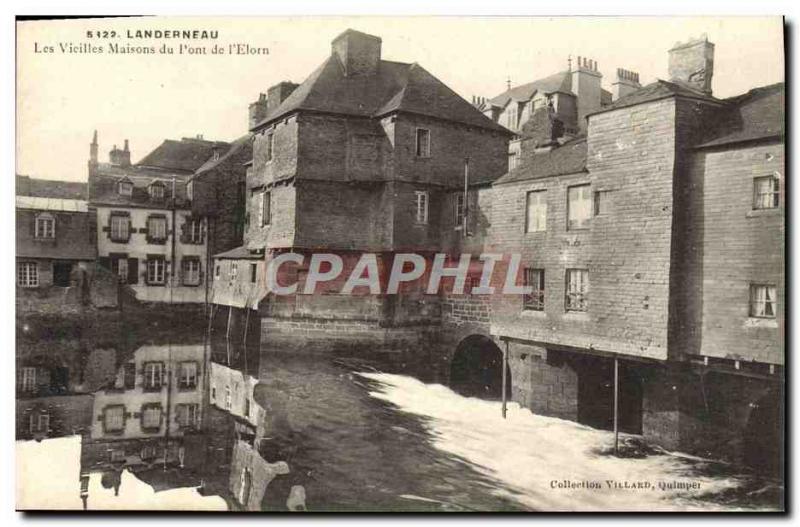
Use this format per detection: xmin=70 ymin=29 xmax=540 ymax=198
xmin=450 ymin=335 xmax=510 ymax=400
xmin=743 ymin=386 xmax=783 ymax=478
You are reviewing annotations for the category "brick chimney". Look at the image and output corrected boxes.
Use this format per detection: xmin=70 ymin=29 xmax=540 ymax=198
xmin=332 ymin=29 xmax=382 ymax=77
xmin=571 ymin=56 xmax=602 ymax=133
xmin=249 ymin=93 xmax=268 ymax=129
xmin=668 ymin=35 xmax=714 ymax=95
xmin=109 ymin=140 xmax=131 ymax=167
xmin=612 ymin=68 xmax=641 ymax=101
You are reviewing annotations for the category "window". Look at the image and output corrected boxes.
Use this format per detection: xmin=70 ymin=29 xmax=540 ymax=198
xmin=509 ymin=153 xmax=519 ymax=170
xmin=178 ymin=361 xmax=198 ymax=389
xmin=753 ymin=175 xmax=780 ymax=209
xmin=525 ymin=190 xmax=547 ymax=232
xmin=114 ymin=257 xmax=129 ymax=284
xmin=118 ymin=180 xmax=133 ymax=196
xmin=414 ymin=191 xmax=429 ymax=225
xmin=507 ymin=105 xmax=518 ymax=129
xmin=244 ymin=397 xmax=251 ymax=418
xmin=143 ymin=362 xmax=164 ymax=390
xmin=35 ymin=213 xmax=55 ymax=239
xmin=594 ymin=190 xmax=611 ymax=216
xmin=182 ymin=259 xmax=201 ymax=286
xmin=230 ymin=262 xmax=238 ymax=280
xmin=147 ymin=257 xmax=166 ymax=285
xmin=266 ymin=133 xmax=274 ymax=162
xmin=17 ymin=262 xmax=39 ymax=288
xmin=103 ymin=405 xmax=125 ymax=433
xmin=211 ymin=386 xmax=217 ymax=401
xmin=29 ymin=413 xmax=50 ymax=435
xmin=260 ymin=191 xmax=271 ymax=226
xmin=21 ymin=367 xmax=36 ymax=392
xmin=749 ymin=284 xmax=777 ymax=318
xmin=141 ymin=444 xmax=158 ymax=461
xmin=565 ymin=269 xmax=589 ymax=312
xmin=149 ymin=183 xmax=165 ymax=200
xmin=567 ymin=184 xmax=592 ymax=230
xmin=250 ymin=263 xmax=258 ymax=283
xmin=186 ymin=181 xmax=194 ymax=202
xmin=110 ymin=214 xmax=130 ymax=242
xmin=523 ymin=268 xmax=545 ymax=311
xmin=147 ymin=216 xmax=167 ymax=242
xmin=215 ymin=263 xmax=221 ymax=279
xmin=415 ymin=128 xmax=431 ymax=157
xmin=455 ymin=193 xmax=466 ymax=229
xmin=187 ymin=220 xmax=203 ymax=244
xmin=176 ymin=404 xmax=200 ymax=429
xmin=141 ymin=404 xmax=162 ymax=431
xmin=225 ymin=386 xmax=232 ymax=410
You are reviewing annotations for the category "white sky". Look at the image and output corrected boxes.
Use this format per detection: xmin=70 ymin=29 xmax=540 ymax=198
xmin=16 ymin=16 xmax=784 ymax=183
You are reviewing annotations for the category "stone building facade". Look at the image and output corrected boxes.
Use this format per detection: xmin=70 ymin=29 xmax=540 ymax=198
xmin=89 ymin=134 xmax=220 ymax=303
xmin=483 ymin=36 xmax=783 ymax=469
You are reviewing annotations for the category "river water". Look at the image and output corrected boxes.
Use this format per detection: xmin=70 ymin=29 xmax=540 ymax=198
xmin=15 ymin=318 xmax=783 ymax=512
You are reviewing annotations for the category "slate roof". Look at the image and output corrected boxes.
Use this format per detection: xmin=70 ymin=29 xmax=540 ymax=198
xmin=695 ymin=83 xmax=784 ymax=149
xmin=193 ymin=134 xmax=253 ymax=177
xmin=16 ymin=175 xmax=87 ymax=200
xmin=90 ymin=164 xmax=191 ymax=208
xmin=488 ymin=71 xmax=574 ymax=108
xmin=588 ymin=79 xmax=721 ymax=116
xmin=250 ymin=56 xmax=509 ymax=134
xmin=137 ymin=138 xmax=229 ymax=173
xmin=494 ymin=137 xmax=588 ymax=185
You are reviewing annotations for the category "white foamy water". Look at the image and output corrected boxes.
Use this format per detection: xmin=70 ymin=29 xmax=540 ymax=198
xmin=360 ymin=373 xmax=768 ymax=512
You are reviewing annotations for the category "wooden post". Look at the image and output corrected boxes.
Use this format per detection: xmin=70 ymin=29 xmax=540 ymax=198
xmin=502 ymin=340 xmax=508 ymax=419
xmin=613 ymin=357 xmax=619 ymax=456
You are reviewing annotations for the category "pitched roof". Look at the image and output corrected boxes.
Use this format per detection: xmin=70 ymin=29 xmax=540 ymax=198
xmin=695 ymin=82 xmax=785 ymax=149
xmin=137 ymin=138 xmax=229 ymax=173
xmin=589 ymin=79 xmax=721 ymax=116
xmin=90 ymin=164 xmax=191 ymax=208
xmin=194 ymin=134 xmax=253 ymax=176
xmin=488 ymin=71 xmax=574 ymax=108
xmin=16 ymin=196 xmax=88 ymax=213
xmin=494 ymin=137 xmax=588 ymax=185
xmin=213 ymin=245 xmax=262 ymax=260
xmin=250 ymin=57 xmax=509 ymax=134
xmin=16 ymin=175 xmax=87 ymax=200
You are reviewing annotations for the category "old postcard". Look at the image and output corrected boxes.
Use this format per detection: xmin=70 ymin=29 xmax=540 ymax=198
xmin=14 ymin=16 xmax=785 ymax=512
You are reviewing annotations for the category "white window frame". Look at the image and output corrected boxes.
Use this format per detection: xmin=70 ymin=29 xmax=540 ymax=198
xmin=29 ymin=412 xmax=50 ymax=435
xmin=188 ymin=220 xmax=203 ymax=244
xmin=178 ymin=361 xmax=198 ymax=389
xmin=118 ymin=181 xmax=133 ymax=196
xmin=17 ymin=262 xmax=39 ymax=288
xmin=415 ymin=128 xmax=431 ymax=158
xmin=147 ymin=257 xmax=166 ymax=285
xmin=176 ymin=403 xmax=200 ymax=429
xmin=414 ymin=191 xmax=429 ymax=225
xmin=182 ymin=259 xmax=201 ymax=286
xmin=143 ymin=362 xmax=164 ymax=390
xmin=523 ymin=268 xmax=545 ymax=311
xmin=565 ymin=269 xmax=589 ymax=312
xmin=149 ymin=183 xmax=165 ymax=200
xmin=567 ymin=184 xmax=592 ymax=231
xmin=525 ymin=190 xmax=547 ymax=233
xmin=103 ymin=405 xmax=125 ymax=433
xmin=141 ymin=404 xmax=162 ymax=430
xmin=749 ymin=283 xmax=777 ymax=318
xmin=110 ymin=214 xmax=130 ymax=242
xmin=454 ymin=193 xmax=466 ymax=229
xmin=21 ymin=367 xmax=37 ymax=391
xmin=115 ymin=257 xmax=129 ymax=283
xmin=753 ymin=174 xmax=780 ymax=210
xmin=147 ymin=216 xmax=167 ymax=241
xmin=34 ymin=213 xmax=55 ymax=239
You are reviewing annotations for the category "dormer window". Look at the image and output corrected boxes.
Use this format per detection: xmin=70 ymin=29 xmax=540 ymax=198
xmin=118 ymin=180 xmax=133 ymax=196
xmin=149 ymin=182 xmax=165 ymax=200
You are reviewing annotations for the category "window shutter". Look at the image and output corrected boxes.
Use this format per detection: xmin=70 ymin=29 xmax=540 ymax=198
xmin=179 ymin=220 xmax=188 ymax=244
xmin=128 ymin=258 xmax=139 ymax=285
xmin=123 ymin=363 xmax=136 ymax=389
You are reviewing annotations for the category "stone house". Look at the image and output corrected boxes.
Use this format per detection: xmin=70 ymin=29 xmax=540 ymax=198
xmin=481 ymin=36 xmax=783 ymax=469
xmin=210 ymin=28 xmax=512 ymax=352
xmin=89 ymin=133 xmax=222 ymax=303
xmin=15 ymin=177 xmax=102 ymax=311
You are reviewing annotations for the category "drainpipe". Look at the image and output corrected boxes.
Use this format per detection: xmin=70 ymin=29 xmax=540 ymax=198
xmin=502 ymin=340 xmax=508 ymax=419
xmin=462 ymin=158 xmax=469 ymax=236
xmin=171 ymin=177 xmax=177 ymax=305
xmin=613 ymin=357 xmax=619 ymax=455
